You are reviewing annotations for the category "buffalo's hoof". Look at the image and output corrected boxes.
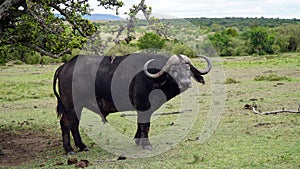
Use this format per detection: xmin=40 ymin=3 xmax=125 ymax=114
xmin=80 ymin=147 xmax=89 ymax=152
xmin=67 ymin=151 xmax=76 ymax=156
xmin=142 ymin=145 xmax=153 ymax=150
xmin=134 ymin=138 xmax=141 ymax=145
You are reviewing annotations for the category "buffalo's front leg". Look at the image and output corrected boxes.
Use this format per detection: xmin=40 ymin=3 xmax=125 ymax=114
xmin=134 ymin=122 xmax=152 ymax=150
xmin=135 ymin=111 xmax=153 ymax=150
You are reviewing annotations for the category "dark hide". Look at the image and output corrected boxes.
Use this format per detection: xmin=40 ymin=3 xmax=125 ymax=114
xmin=53 ymin=53 xmax=207 ymax=154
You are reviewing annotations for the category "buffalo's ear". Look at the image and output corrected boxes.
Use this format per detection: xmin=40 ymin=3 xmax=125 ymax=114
xmin=190 ymin=64 xmax=205 ymax=84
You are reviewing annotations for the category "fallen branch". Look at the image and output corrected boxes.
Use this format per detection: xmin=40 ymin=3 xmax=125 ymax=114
xmin=246 ymin=103 xmax=300 ymax=115
xmin=120 ymin=109 xmax=192 ymax=117
xmin=252 ymin=107 xmax=300 ymax=115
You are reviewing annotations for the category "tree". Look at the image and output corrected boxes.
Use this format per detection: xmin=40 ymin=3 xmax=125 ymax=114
xmin=273 ymin=27 xmax=290 ymax=52
xmin=287 ymin=25 xmax=300 ymax=51
xmin=112 ymin=0 xmax=169 ymax=44
xmin=245 ymin=27 xmax=275 ymax=55
xmin=0 ymin=0 xmax=102 ymax=58
xmin=137 ymin=32 xmax=165 ymax=51
xmin=0 ymin=0 xmax=164 ymax=60
xmin=208 ymin=28 xmax=238 ymax=56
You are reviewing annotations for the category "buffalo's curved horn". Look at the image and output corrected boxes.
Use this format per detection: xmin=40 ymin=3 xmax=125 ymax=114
xmin=143 ymin=55 xmax=179 ymax=78
xmin=193 ymin=55 xmax=212 ymax=75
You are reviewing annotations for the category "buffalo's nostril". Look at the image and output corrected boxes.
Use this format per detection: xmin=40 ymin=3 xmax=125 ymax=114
xmin=179 ymin=79 xmax=192 ymax=90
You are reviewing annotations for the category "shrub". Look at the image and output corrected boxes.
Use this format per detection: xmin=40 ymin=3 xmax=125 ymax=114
xmin=254 ymin=74 xmax=291 ymax=81
xmin=137 ymin=32 xmax=165 ymax=50
xmin=24 ymin=53 xmax=41 ymax=64
xmin=106 ymin=43 xmax=138 ymax=56
xmin=225 ymin=78 xmax=241 ymax=84
xmin=0 ymin=58 xmax=6 ymax=66
xmin=171 ymin=43 xmax=196 ymax=58
xmin=13 ymin=60 xmax=24 ymax=65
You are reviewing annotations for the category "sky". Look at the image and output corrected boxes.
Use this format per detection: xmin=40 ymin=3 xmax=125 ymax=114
xmin=89 ymin=0 xmax=300 ymax=19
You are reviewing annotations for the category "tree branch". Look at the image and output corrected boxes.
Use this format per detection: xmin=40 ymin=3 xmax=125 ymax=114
xmin=0 ymin=0 xmax=21 ymax=19
xmin=26 ymin=6 xmax=55 ymax=34
xmin=50 ymin=5 xmax=87 ymax=37
xmin=112 ymin=0 xmax=169 ymax=44
xmin=22 ymin=42 xmax=71 ymax=59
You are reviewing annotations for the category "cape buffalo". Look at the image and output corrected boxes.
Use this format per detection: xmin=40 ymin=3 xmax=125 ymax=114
xmin=53 ymin=53 xmax=211 ymax=154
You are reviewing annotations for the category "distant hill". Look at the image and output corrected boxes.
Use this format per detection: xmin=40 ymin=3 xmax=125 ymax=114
xmin=82 ymin=14 xmax=123 ymax=21
xmin=55 ymin=14 xmax=122 ymax=21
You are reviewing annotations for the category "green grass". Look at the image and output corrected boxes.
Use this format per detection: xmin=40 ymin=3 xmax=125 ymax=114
xmin=222 ymin=53 xmax=300 ymax=69
xmin=225 ymin=78 xmax=241 ymax=84
xmin=254 ymin=74 xmax=291 ymax=81
xmin=0 ymin=53 xmax=300 ymax=168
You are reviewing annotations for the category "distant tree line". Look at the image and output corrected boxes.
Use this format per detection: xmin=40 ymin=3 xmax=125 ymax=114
xmin=1 ymin=12 xmax=300 ymax=65
xmin=208 ymin=24 xmax=300 ymax=56
xmin=186 ymin=17 xmax=300 ymax=31
xmin=186 ymin=17 xmax=300 ymax=56
xmin=107 ymin=32 xmax=196 ymax=57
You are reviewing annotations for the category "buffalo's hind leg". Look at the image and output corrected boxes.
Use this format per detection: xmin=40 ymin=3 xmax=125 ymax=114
xmin=60 ymin=107 xmax=88 ymax=155
xmin=60 ymin=114 xmax=75 ymax=155
xmin=71 ymin=118 xmax=88 ymax=152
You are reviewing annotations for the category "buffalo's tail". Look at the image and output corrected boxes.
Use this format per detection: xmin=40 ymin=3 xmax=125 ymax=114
xmin=53 ymin=65 xmax=65 ymax=118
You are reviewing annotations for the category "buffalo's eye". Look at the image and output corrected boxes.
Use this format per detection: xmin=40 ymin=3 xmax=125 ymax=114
xmin=169 ymin=66 xmax=178 ymax=77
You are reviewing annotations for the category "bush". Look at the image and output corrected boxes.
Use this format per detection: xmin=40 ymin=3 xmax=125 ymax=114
xmin=254 ymin=74 xmax=291 ymax=81
xmin=225 ymin=78 xmax=241 ymax=84
xmin=13 ymin=60 xmax=24 ymax=65
xmin=41 ymin=56 xmax=60 ymax=64
xmin=0 ymin=58 xmax=6 ymax=66
xmin=24 ymin=53 xmax=41 ymax=64
xmin=137 ymin=32 xmax=165 ymax=50
xmin=171 ymin=43 xmax=196 ymax=57
xmin=106 ymin=43 xmax=138 ymax=56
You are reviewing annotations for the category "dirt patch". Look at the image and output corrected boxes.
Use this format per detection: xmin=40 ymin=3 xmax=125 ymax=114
xmin=0 ymin=130 xmax=61 ymax=167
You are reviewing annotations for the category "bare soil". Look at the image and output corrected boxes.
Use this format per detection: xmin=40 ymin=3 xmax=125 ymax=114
xmin=0 ymin=130 xmax=61 ymax=167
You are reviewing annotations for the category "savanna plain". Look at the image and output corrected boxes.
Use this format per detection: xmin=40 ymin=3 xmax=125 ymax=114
xmin=0 ymin=53 xmax=299 ymax=168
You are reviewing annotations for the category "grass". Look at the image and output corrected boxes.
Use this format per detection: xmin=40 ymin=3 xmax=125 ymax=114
xmin=254 ymin=74 xmax=292 ymax=81
xmin=0 ymin=53 xmax=300 ymax=168
xmin=225 ymin=78 xmax=241 ymax=84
